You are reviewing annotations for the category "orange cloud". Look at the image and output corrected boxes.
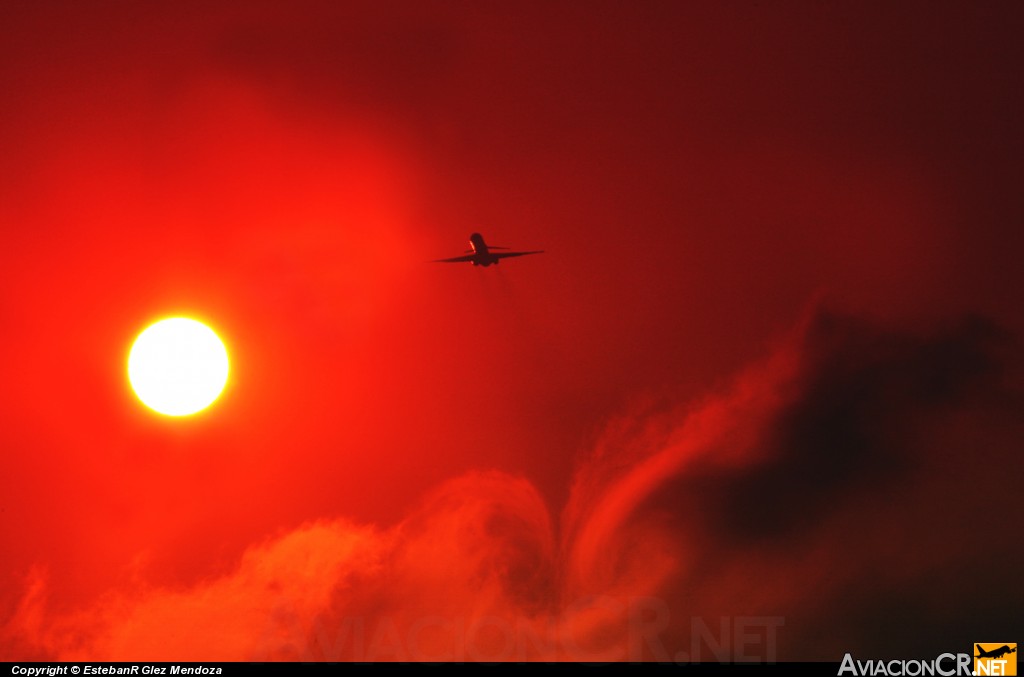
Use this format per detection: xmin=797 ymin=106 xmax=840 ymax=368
xmin=6 ymin=309 xmax=1020 ymax=661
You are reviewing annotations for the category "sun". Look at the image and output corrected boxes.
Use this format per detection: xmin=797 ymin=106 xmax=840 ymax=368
xmin=128 ymin=317 xmax=230 ymax=417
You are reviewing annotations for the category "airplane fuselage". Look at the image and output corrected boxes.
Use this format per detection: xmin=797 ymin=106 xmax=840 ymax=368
xmin=468 ymin=232 xmax=500 ymax=266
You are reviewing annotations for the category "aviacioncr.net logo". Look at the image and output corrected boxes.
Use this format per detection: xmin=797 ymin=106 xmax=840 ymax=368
xmin=974 ymin=643 xmax=1017 ymax=676
xmin=838 ymin=652 xmax=973 ymax=676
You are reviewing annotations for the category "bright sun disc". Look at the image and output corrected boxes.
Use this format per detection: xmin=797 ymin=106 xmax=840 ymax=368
xmin=128 ymin=318 xmax=229 ymax=416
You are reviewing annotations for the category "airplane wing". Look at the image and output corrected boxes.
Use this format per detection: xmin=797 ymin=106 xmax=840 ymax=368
xmin=493 ymin=250 xmax=545 ymax=259
xmin=431 ymin=254 xmax=476 ymax=263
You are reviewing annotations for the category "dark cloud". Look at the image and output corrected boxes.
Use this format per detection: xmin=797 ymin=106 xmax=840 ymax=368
xmin=712 ymin=311 xmax=1012 ymax=539
xmin=631 ymin=309 xmax=1024 ymax=658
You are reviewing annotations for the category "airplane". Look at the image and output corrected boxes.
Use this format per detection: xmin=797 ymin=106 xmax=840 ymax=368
xmin=976 ymin=645 xmax=1017 ymax=659
xmin=432 ymin=233 xmax=544 ymax=267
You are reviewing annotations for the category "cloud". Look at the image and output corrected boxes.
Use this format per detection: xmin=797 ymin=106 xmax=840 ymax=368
xmin=565 ymin=308 xmax=1021 ymax=659
xmin=6 ymin=307 xmax=1021 ymax=661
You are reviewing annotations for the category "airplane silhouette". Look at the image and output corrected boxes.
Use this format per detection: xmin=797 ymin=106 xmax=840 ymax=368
xmin=432 ymin=233 xmax=544 ymax=267
xmin=976 ymin=644 xmax=1017 ymax=659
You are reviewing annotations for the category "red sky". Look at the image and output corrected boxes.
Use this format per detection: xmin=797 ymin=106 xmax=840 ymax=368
xmin=1 ymin=1 xmax=1021 ymax=661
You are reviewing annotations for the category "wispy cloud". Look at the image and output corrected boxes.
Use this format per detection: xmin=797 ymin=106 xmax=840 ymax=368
xmin=7 ymin=308 xmax=1020 ymax=661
